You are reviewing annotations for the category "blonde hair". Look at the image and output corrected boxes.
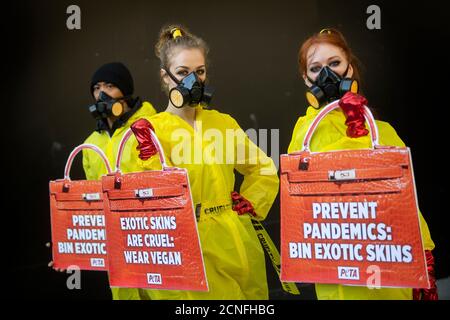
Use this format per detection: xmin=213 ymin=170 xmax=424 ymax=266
xmin=155 ymin=24 xmax=209 ymax=69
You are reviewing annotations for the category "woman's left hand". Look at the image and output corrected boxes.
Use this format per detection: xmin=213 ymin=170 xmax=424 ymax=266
xmin=131 ymin=119 xmax=157 ymax=160
xmin=338 ymin=91 xmax=369 ymax=138
xmin=231 ymin=191 xmax=257 ymax=217
xmin=413 ymin=250 xmax=439 ymax=300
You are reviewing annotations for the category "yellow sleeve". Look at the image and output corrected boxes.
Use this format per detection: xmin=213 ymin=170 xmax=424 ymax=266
xmin=418 ymin=211 xmax=435 ymax=250
xmin=287 ymin=116 xmax=307 ymax=154
xmin=145 ymin=101 xmax=158 ymax=116
xmin=82 ymin=148 xmax=95 ymax=180
xmin=376 ymin=121 xmax=406 ymax=147
xmin=81 ymin=132 xmax=104 ymax=181
xmin=136 ymin=154 xmax=164 ymax=171
xmin=228 ymin=115 xmax=279 ymax=221
xmin=377 ymin=121 xmax=435 ymax=250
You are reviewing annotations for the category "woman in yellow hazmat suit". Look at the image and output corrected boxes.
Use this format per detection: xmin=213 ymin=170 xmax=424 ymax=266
xmin=114 ymin=25 xmax=279 ymax=300
xmin=82 ymin=62 xmax=157 ymax=180
xmin=288 ymin=28 xmax=437 ymax=300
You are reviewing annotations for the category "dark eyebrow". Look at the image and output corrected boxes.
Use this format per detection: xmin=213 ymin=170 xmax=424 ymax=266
xmin=309 ymin=56 xmax=342 ymax=67
xmin=307 ymin=47 xmax=319 ymax=66
xmin=175 ymin=65 xmax=206 ymax=70
xmin=327 ymin=56 xmax=341 ymax=61
xmin=307 ymin=52 xmax=317 ymax=64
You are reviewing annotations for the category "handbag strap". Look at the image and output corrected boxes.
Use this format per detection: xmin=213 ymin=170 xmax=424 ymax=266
xmin=302 ymin=100 xmax=380 ymax=152
xmin=64 ymin=144 xmax=112 ymax=180
xmin=115 ymin=127 xmax=168 ymax=172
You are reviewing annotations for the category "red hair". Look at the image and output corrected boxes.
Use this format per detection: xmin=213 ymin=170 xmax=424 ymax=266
xmin=298 ymin=28 xmax=362 ymax=85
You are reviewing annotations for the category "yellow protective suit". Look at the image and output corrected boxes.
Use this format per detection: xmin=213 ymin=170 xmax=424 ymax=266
xmin=82 ymin=101 xmax=157 ymax=180
xmin=288 ymin=106 xmax=435 ymax=300
xmin=111 ymin=105 xmax=279 ymax=300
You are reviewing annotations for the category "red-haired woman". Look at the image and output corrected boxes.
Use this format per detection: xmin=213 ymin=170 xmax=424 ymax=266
xmin=288 ymin=28 xmax=437 ymax=300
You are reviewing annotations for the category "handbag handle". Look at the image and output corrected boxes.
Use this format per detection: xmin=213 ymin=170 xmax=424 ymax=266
xmin=302 ymin=100 xmax=380 ymax=152
xmin=64 ymin=144 xmax=112 ymax=180
xmin=115 ymin=127 xmax=169 ymax=172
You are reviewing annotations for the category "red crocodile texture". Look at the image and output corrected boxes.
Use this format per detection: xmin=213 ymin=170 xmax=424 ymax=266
xmin=101 ymin=168 xmax=208 ymax=291
xmin=49 ymin=179 xmax=108 ymax=271
xmin=280 ymin=147 xmax=429 ymax=288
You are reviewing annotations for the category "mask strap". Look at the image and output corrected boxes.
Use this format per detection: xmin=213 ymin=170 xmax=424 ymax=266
xmin=115 ymin=95 xmax=130 ymax=102
xmin=162 ymin=67 xmax=181 ymax=85
xmin=98 ymin=92 xmax=130 ymax=102
xmin=306 ymin=74 xmax=316 ymax=85
xmin=342 ymin=63 xmax=350 ymax=78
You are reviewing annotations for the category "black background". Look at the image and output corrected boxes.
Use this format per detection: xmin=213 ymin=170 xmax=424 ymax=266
xmin=5 ymin=0 xmax=449 ymax=300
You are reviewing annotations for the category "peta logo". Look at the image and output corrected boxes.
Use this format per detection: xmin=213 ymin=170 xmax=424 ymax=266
xmin=338 ymin=266 xmax=360 ymax=280
xmin=90 ymin=258 xmax=105 ymax=268
xmin=147 ymin=273 xmax=162 ymax=284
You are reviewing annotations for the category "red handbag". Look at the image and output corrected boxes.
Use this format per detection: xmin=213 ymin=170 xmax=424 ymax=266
xmin=280 ymin=100 xmax=429 ymax=288
xmin=102 ymin=128 xmax=208 ymax=291
xmin=49 ymin=144 xmax=112 ymax=271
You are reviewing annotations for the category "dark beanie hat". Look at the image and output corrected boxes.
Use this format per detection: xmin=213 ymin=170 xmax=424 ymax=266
xmin=90 ymin=62 xmax=134 ymax=97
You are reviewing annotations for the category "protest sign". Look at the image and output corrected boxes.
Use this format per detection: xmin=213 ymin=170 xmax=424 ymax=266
xmin=280 ymin=101 xmax=429 ymax=288
xmin=49 ymin=144 xmax=111 ymax=270
xmin=102 ymin=128 xmax=208 ymax=291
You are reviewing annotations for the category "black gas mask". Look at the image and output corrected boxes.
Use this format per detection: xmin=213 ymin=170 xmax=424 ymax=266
xmin=164 ymin=68 xmax=213 ymax=108
xmin=88 ymin=91 xmax=127 ymax=120
xmin=306 ymin=65 xmax=358 ymax=109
